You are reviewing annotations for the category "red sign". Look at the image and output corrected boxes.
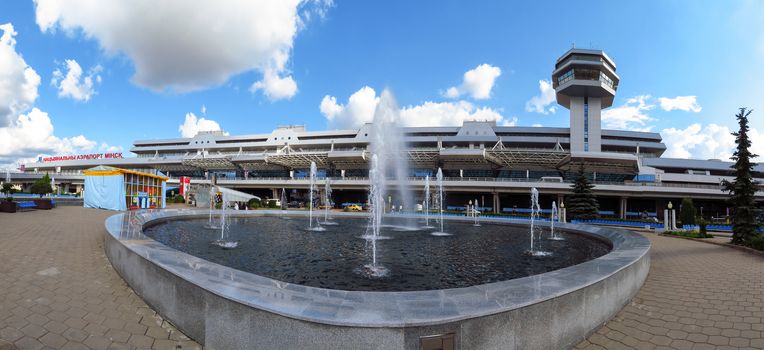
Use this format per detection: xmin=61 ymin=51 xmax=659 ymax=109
xmin=41 ymin=153 xmax=123 ymax=162
xmin=180 ymin=176 xmax=191 ymax=196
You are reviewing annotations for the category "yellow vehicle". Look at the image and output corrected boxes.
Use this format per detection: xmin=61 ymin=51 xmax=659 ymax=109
xmin=345 ymin=204 xmax=363 ymax=212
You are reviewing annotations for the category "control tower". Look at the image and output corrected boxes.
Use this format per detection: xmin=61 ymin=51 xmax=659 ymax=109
xmin=552 ymin=49 xmax=619 ymax=153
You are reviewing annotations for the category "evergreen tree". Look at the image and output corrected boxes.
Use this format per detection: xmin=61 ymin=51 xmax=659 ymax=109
xmin=721 ymin=108 xmax=761 ymax=245
xmin=680 ymin=198 xmax=696 ymax=225
xmin=30 ymin=173 xmax=53 ymax=198
xmin=568 ymin=163 xmax=599 ymax=220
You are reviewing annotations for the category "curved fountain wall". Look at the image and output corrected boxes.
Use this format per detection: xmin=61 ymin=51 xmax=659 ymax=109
xmin=104 ymin=209 xmax=650 ymax=350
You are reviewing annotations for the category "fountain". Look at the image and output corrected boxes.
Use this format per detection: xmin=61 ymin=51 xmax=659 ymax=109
xmin=307 ymin=161 xmax=325 ymax=231
xmin=210 ymin=189 xmax=238 ymax=249
xmin=321 ymin=177 xmax=337 ymax=225
xmin=368 ymin=90 xmax=413 ymax=213
xmin=280 ymin=187 xmax=287 ymax=210
xmin=549 ymin=201 xmax=564 ymax=241
xmin=359 ymin=154 xmax=388 ymax=277
xmin=431 ymin=168 xmax=450 ymax=236
xmin=104 ymin=92 xmax=649 ymax=349
xmin=4 ymin=169 xmax=10 ymax=184
xmin=204 ymin=185 xmax=219 ymax=229
xmin=527 ymin=188 xmax=550 ymax=256
xmin=473 ymin=197 xmax=481 ymax=227
xmin=422 ymin=175 xmax=434 ymax=228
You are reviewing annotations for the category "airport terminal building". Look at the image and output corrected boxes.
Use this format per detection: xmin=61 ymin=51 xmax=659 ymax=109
xmin=14 ymin=49 xmax=764 ymax=219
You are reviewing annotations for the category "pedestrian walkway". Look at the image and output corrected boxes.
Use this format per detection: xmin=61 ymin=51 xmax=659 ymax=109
xmin=577 ymin=232 xmax=764 ymax=350
xmin=0 ymin=207 xmax=201 ymax=350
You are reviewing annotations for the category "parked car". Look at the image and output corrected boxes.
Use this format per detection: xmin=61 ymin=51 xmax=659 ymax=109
xmin=345 ymin=204 xmax=362 ymax=212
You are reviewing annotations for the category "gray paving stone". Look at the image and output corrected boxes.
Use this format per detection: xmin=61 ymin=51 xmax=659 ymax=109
xmin=580 ymin=231 xmax=764 ymax=349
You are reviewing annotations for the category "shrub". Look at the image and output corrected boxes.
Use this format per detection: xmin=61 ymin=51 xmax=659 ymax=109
xmin=247 ymin=198 xmax=261 ymax=209
xmin=172 ymin=195 xmax=185 ymax=203
xmin=4 ymin=197 xmax=13 ymax=202
xmin=268 ymin=200 xmax=278 ymax=209
xmin=747 ymin=235 xmax=764 ymax=251
xmin=699 ymin=219 xmax=708 ymax=236
xmin=663 ymin=230 xmax=712 ymax=239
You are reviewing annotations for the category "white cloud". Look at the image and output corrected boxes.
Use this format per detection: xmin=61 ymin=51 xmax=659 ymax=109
xmin=601 ymin=95 xmax=656 ymax=131
xmin=320 ymin=86 xmax=510 ymax=129
xmin=658 ymin=96 xmax=701 ymax=112
xmin=0 ymin=23 xmax=41 ymax=127
xmin=444 ymin=64 xmax=501 ymax=100
xmin=34 ymin=0 xmax=330 ymax=94
xmin=661 ymin=123 xmax=764 ymax=160
xmin=249 ymin=70 xmax=297 ymax=101
xmin=99 ymin=143 xmax=123 ymax=152
xmin=178 ymin=112 xmax=226 ymax=138
xmin=400 ymin=101 xmax=509 ymax=127
xmin=0 ymin=108 xmax=96 ymax=166
xmin=0 ymin=23 xmax=106 ymax=169
xmin=320 ymin=86 xmax=379 ymax=129
xmin=51 ymin=59 xmax=102 ymax=101
xmin=524 ymin=79 xmax=557 ymax=115
xmin=502 ymin=118 xmax=519 ymax=127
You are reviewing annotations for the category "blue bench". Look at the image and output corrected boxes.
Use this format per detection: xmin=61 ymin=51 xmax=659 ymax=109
xmin=16 ymin=202 xmax=37 ymax=211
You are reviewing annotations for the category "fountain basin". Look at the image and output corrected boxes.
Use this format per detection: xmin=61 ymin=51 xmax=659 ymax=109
xmin=104 ymin=209 xmax=650 ymax=350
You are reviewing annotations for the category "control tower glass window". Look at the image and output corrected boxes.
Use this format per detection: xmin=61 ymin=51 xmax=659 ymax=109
xmin=584 ymin=97 xmax=589 ymax=152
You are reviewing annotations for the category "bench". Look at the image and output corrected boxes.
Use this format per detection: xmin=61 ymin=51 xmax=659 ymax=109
xmin=16 ymin=202 xmax=37 ymax=211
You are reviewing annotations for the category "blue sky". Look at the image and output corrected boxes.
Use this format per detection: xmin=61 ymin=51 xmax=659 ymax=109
xmin=1 ymin=0 xmax=763 ymax=168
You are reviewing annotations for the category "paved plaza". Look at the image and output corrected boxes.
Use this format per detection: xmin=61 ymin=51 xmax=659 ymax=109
xmin=0 ymin=207 xmax=761 ymax=350
xmin=0 ymin=207 xmax=202 ymax=350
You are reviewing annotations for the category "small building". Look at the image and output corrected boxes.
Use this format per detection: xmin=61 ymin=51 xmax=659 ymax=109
xmin=83 ymin=166 xmax=168 ymax=211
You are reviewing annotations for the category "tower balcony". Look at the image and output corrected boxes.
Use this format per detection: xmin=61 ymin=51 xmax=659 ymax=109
xmin=554 ymin=68 xmax=618 ymax=109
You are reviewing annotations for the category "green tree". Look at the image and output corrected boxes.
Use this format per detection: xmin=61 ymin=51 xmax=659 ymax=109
xmin=721 ymin=108 xmax=761 ymax=245
xmin=568 ymin=163 xmax=599 ymax=220
xmin=1 ymin=182 xmax=16 ymax=197
xmin=680 ymin=198 xmax=696 ymax=225
xmin=30 ymin=173 xmax=53 ymax=198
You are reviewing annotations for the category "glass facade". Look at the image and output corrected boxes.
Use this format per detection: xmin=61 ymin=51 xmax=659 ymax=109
xmin=555 ymin=68 xmax=617 ymax=90
xmin=584 ymin=97 xmax=589 ymax=152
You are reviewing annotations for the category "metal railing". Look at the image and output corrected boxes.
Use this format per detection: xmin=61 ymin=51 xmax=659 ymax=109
xmin=209 ymin=176 xmax=730 ymax=190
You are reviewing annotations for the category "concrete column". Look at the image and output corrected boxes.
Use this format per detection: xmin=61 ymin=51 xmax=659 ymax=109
xmin=271 ymin=188 xmax=278 ymax=199
xmin=569 ymin=96 xmax=585 ymax=152
xmin=492 ymin=192 xmax=500 ymax=214
xmin=557 ymin=194 xmax=564 ymax=208
xmin=619 ymin=197 xmax=628 ymax=219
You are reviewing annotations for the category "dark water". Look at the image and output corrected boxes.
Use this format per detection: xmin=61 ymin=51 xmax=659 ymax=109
xmin=143 ymin=216 xmax=610 ymax=292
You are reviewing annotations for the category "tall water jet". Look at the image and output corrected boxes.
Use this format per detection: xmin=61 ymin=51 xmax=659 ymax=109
xmin=204 ymin=185 xmax=219 ymax=229
xmin=360 ymin=154 xmax=388 ymax=277
xmin=322 ymin=177 xmax=337 ymax=225
xmin=211 ymin=189 xmax=238 ymax=249
xmin=368 ymin=90 xmax=413 ymax=213
xmin=280 ymin=188 xmax=287 ymax=210
xmin=431 ymin=168 xmax=450 ymax=236
xmin=549 ymin=201 xmax=564 ymax=241
xmin=526 ymin=188 xmax=549 ymax=256
xmin=473 ymin=197 xmax=481 ymax=227
xmin=307 ymin=162 xmax=325 ymax=231
xmin=422 ymin=175 xmax=434 ymax=228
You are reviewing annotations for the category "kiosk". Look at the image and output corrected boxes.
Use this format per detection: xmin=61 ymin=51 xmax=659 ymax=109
xmin=83 ymin=166 xmax=168 ymax=211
